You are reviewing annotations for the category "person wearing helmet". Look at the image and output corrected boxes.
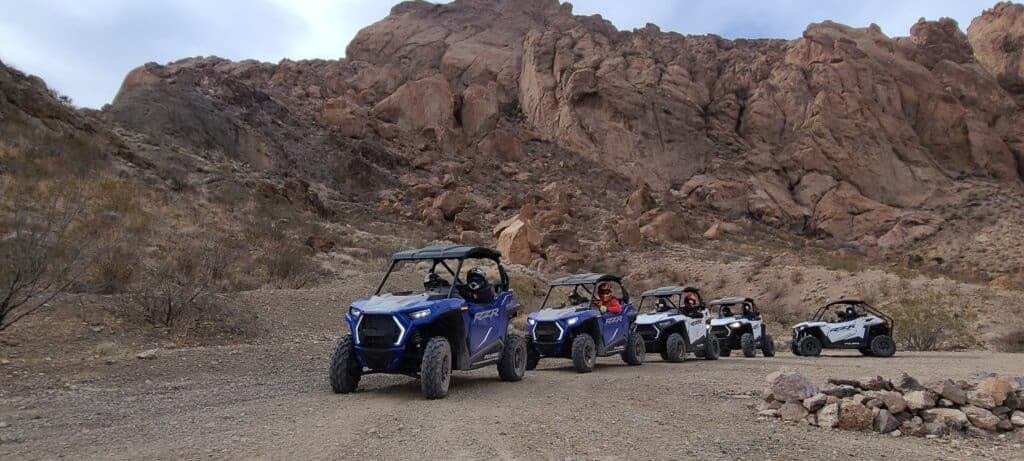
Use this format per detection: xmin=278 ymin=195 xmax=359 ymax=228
xmin=682 ymin=293 xmax=700 ymax=317
xmin=461 ymin=267 xmax=494 ymax=303
xmin=593 ymin=282 xmax=622 ymax=314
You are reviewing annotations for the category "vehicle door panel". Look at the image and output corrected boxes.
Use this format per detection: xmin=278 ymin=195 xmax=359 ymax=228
xmin=466 ymin=292 xmax=509 ymax=356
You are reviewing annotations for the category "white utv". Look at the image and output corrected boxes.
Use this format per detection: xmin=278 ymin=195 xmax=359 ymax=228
xmin=707 ymin=297 xmax=775 ymax=358
xmin=634 ymin=286 xmax=720 ymax=362
xmin=791 ymin=299 xmax=896 ymax=357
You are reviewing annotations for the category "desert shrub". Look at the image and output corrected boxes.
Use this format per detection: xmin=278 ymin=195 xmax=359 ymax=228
xmin=883 ymin=292 xmax=976 ymax=351
xmin=261 ymin=241 xmax=318 ymax=289
xmin=120 ymin=239 xmax=259 ymax=337
xmin=994 ymin=329 xmax=1024 ymax=353
xmin=87 ymin=244 xmax=139 ymax=294
xmin=0 ymin=178 xmax=99 ymax=332
xmin=767 ymin=302 xmax=807 ymax=331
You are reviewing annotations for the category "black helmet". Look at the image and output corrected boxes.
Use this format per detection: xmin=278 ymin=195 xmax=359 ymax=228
xmin=466 ymin=267 xmax=487 ymax=290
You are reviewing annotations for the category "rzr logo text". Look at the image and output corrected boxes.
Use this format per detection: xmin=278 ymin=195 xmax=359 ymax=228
xmin=474 ymin=308 xmax=500 ymax=321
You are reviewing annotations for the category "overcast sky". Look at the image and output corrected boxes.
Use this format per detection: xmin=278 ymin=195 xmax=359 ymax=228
xmin=0 ymin=0 xmax=1007 ymax=108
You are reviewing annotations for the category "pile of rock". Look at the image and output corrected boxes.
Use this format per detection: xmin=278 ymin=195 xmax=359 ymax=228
xmin=759 ymin=371 xmax=1024 ymax=439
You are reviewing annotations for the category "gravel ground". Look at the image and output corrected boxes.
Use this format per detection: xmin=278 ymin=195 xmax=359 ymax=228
xmin=1 ymin=280 xmax=1023 ymax=460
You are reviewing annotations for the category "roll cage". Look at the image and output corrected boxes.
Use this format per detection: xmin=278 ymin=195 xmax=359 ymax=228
xmin=638 ymin=286 xmax=703 ymax=312
xmin=811 ymin=299 xmax=894 ymax=331
xmin=709 ymin=297 xmax=760 ymax=320
xmin=375 ymin=244 xmax=510 ymax=298
xmin=540 ymin=273 xmax=629 ymax=309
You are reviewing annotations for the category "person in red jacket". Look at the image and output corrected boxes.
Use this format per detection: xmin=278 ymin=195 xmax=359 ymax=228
xmin=594 ymin=282 xmax=622 ymax=314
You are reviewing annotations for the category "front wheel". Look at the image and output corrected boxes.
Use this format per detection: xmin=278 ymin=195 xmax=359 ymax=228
xmin=869 ymin=334 xmax=896 ymax=358
xmin=621 ymin=331 xmax=645 ymax=366
xmin=790 ymin=340 xmax=800 ymax=356
xmin=421 ymin=336 xmax=452 ymax=399
xmin=796 ymin=335 xmax=822 ymax=357
xmin=664 ymin=333 xmax=686 ymax=363
xmin=761 ymin=334 xmax=776 ymax=357
xmin=703 ymin=336 xmax=721 ymax=360
xmin=525 ymin=338 xmax=540 ymax=371
xmin=571 ymin=334 xmax=597 ymax=373
xmin=740 ymin=332 xmax=757 ymax=357
xmin=329 ymin=334 xmax=361 ymax=394
xmin=497 ymin=334 xmax=527 ymax=382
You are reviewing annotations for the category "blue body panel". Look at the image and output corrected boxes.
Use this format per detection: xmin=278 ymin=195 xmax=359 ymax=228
xmin=527 ymin=302 xmax=635 ymax=357
xmin=345 ymin=291 xmax=515 ymax=372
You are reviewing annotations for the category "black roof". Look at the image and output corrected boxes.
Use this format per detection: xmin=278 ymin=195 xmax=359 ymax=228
xmin=824 ymin=299 xmax=866 ymax=307
xmin=709 ymin=296 xmax=754 ymax=306
xmin=641 ymin=286 xmax=700 ymax=298
xmin=548 ymin=272 xmax=622 ymax=286
xmin=391 ymin=244 xmax=502 ymax=261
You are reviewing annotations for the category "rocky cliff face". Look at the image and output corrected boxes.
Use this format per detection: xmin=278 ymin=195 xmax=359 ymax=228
xmin=104 ymin=1 xmax=1024 ymax=252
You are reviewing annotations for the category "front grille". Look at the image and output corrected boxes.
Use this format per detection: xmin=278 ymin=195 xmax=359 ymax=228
xmin=710 ymin=326 xmax=729 ymax=338
xmin=359 ymin=349 xmax=393 ymax=370
xmin=637 ymin=324 xmax=658 ymax=341
xmin=534 ymin=322 xmax=560 ymax=342
xmin=359 ymin=314 xmax=400 ymax=348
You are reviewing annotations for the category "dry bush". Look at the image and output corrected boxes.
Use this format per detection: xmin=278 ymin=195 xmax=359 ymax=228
xmin=994 ymin=329 xmax=1024 ymax=353
xmin=767 ymin=302 xmax=807 ymax=331
xmin=0 ymin=178 xmax=100 ymax=332
xmin=120 ymin=239 xmax=259 ymax=338
xmin=261 ymin=241 xmax=319 ymax=289
xmin=883 ymin=291 xmax=977 ymax=351
xmin=87 ymin=244 xmax=139 ymax=294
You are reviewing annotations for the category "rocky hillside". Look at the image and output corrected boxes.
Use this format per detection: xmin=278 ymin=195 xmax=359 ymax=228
xmin=6 ymin=0 xmax=1024 ymax=288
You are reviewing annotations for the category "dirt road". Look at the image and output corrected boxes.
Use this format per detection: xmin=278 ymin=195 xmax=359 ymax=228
xmin=1 ymin=281 xmax=1023 ymax=460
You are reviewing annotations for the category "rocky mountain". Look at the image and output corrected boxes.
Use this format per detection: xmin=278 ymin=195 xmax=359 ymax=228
xmin=5 ymin=0 xmax=1024 ymax=283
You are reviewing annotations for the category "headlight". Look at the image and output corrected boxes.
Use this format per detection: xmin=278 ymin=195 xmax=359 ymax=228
xmin=566 ymin=317 xmax=578 ymax=326
xmin=527 ymin=318 xmax=536 ymax=326
xmin=348 ymin=307 xmax=361 ymax=318
xmin=409 ymin=308 xmax=431 ymax=320
xmin=728 ymin=322 xmax=742 ymax=329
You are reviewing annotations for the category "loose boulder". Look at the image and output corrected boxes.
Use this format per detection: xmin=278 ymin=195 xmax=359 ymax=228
xmin=779 ymin=402 xmax=810 ymax=422
xmin=768 ymin=371 xmax=819 ymax=403
xmin=962 ymin=405 xmax=1000 ymax=431
xmin=921 ymin=408 xmax=969 ymax=430
xmin=904 ymin=390 xmax=937 ymax=411
xmin=495 ymin=218 xmax=541 ymax=265
xmin=874 ymin=409 xmax=901 ymax=434
xmin=837 ymin=400 xmax=873 ymax=431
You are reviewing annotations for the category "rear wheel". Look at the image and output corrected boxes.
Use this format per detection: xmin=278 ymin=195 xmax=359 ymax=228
xmin=796 ymin=335 xmax=822 ymax=357
xmin=740 ymin=332 xmax=757 ymax=357
xmin=761 ymin=334 xmax=776 ymax=357
xmin=664 ymin=333 xmax=686 ymax=363
xmin=571 ymin=334 xmax=597 ymax=373
xmin=329 ymin=334 xmax=361 ymax=394
xmin=497 ymin=334 xmax=527 ymax=382
xmin=703 ymin=336 xmax=721 ymax=360
xmin=621 ymin=331 xmax=645 ymax=366
xmin=421 ymin=336 xmax=452 ymax=399
xmin=869 ymin=334 xmax=896 ymax=358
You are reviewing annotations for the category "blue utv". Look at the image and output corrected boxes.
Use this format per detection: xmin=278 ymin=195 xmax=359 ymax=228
xmin=329 ymin=245 xmax=527 ymax=399
xmin=524 ymin=273 xmax=644 ymax=373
